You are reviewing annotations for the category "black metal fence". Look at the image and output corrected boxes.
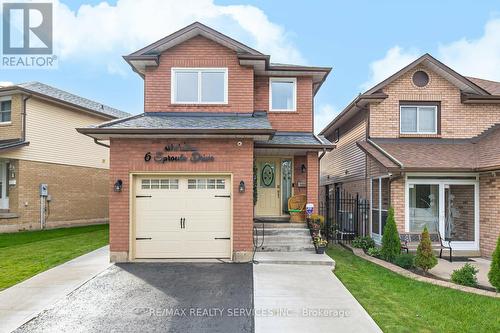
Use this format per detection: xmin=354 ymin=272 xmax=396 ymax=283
xmin=320 ymin=188 xmax=370 ymax=243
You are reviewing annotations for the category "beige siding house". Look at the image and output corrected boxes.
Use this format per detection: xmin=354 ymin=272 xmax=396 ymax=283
xmin=0 ymin=82 xmax=128 ymax=232
xmin=320 ymin=54 xmax=500 ymax=258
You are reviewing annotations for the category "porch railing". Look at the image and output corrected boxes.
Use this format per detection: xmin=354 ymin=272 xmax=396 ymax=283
xmin=320 ymin=188 xmax=370 ymax=244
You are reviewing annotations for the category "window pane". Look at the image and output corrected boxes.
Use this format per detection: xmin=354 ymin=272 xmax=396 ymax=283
xmin=175 ymin=72 xmax=198 ymax=102
xmin=207 ymin=179 xmax=216 ymax=189
xmin=170 ymin=179 xmax=179 ymax=189
xmin=141 ymin=179 xmax=150 ymax=189
xmin=445 ymin=185 xmax=475 ymax=241
xmin=201 ymin=72 xmax=225 ymax=103
xmin=188 ymin=179 xmax=196 ymax=189
xmin=409 ymin=184 xmax=439 ymax=233
xmin=216 ymin=179 xmax=225 ymax=189
xmin=400 ymin=107 xmax=417 ymax=133
xmin=1 ymin=100 xmax=11 ymax=111
xmin=271 ymin=81 xmax=294 ymax=110
xmin=418 ymin=107 xmax=436 ymax=133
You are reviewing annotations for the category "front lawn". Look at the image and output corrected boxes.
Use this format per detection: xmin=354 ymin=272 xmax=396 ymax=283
xmin=0 ymin=224 xmax=109 ymax=290
xmin=327 ymin=245 xmax=500 ymax=333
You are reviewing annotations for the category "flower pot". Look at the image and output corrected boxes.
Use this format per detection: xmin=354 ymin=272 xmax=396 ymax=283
xmin=315 ymin=246 xmax=326 ymax=254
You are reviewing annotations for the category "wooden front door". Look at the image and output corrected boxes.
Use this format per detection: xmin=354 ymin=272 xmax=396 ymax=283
xmin=255 ymin=158 xmax=281 ymax=216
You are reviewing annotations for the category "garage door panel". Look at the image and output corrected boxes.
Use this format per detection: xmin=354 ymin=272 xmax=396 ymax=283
xmin=134 ymin=176 xmax=231 ymax=259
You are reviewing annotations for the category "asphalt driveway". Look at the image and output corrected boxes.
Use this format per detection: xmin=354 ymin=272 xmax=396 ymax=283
xmin=15 ymin=263 xmax=254 ymax=333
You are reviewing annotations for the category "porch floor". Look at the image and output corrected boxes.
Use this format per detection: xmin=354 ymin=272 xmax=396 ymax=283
xmin=429 ymin=257 xmax=493 ymax=289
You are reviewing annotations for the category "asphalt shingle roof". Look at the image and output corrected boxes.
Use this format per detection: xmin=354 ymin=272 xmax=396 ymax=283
xmin=255 ymin=132 xmax=333 ymax=147
xmin=16 ymin=82 xmax=129 ymax=119
xmin=97 ymin=112 xmax=273 ymax=130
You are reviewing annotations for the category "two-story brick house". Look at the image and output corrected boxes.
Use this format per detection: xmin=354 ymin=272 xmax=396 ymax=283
xmin=78 ymin=22 xmax=333 ymax=262
xmin=320 ymin=54 xmax=500 ymax=258
xmin=0 ymin=82 xmax=128 ymax=232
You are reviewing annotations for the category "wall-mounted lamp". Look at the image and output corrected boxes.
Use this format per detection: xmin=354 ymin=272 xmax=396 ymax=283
xmin=8 ymin=164 xmax=15 ymax=179
xmin=301 ymin=164 xmax=307 ymax=174
xmin=114 ymin=179 xmax=123 ymax=192
xmin=239 ymin=180 xmax=246 ymax=193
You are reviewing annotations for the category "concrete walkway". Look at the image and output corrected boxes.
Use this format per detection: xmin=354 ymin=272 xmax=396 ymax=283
xmin=253 ymin=252 xmax=381 ymax=333
xmin=430 ymin=257 xmax=493 ymax=289
xmin=0 ymin=246 xmax=111 ymax=333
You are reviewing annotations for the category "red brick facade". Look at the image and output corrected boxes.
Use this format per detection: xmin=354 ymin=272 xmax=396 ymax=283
xmin=108 ymin=32 xmax=323 ymax=261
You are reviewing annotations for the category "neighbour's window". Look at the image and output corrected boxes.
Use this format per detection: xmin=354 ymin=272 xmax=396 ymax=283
xmin=172 ymin=68 xmax=227 ymax=104
xmin=141 ymin=179 xmax=179 ymax=189
xmin=188 ymin=178 xmax=225 ymax=190
xmin=270 ymin=77 xmax=296 ymax=111
xmin=0 ymin=99 xmax=12 ymax=123
xmin=400 ymin=105 xmax=437 ymax=134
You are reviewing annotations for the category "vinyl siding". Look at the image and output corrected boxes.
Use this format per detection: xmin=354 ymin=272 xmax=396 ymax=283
xmin=1 ymin=97 xmax=110 ymax=169
xmin=320 ymin=112 xmax=367 ymax=185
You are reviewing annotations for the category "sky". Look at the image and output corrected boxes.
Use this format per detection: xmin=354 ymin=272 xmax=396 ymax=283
xmin=1 ymin=0 xmax=500 ymax=133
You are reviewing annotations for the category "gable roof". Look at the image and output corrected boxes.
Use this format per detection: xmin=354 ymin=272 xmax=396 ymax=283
xmin=320 ymin=53 xmax=498 ymax=137
xmin=123 ymin=22 xmax=331 ymax=95
xmin=0 ymin=82 xmax=129 ymax=119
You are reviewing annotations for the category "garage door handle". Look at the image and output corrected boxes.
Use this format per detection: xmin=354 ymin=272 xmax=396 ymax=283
xmin=136 ymin=195 xmax=152 ymax=198
xmin=214 ymin=195 xmax=231 ymax=198
xmin=214 ymin=237 xmax=230 ymax=240
xmin=136 ymin=237 xmax=152 ymax=240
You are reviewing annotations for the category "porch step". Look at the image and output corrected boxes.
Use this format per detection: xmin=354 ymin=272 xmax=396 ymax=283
xmin=258 ymin=228 xmax=310 ymax=236
xmin=257 ymin=244 xmax=315 ymax=252
xmin=254 ymin=223 xmax=315 ymax=253
xmin=254 ymin=216 xmax=290 ymax=223
xmin=254 ymin=223 xmax=307 ymax=229
xmin=254 ymin=252 xmax=335 ymax=267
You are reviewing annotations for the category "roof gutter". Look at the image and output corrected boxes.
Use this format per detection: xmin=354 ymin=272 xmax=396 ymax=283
xmin=22 ymin=94 xmax=31 ymax=143
xmin=366 ymin=139 xmax=404 ymax=168
xmin=0 ymin=140 xmax=29 ymax=152
xmin=93 ymin=138 xmax=110 ymax=148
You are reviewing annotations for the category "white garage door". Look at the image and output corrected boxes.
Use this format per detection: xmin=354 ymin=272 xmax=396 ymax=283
xmin=134 ymin=175 xmax=231 ymax=259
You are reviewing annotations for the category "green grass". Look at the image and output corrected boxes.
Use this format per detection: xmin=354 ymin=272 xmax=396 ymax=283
xmin=327 ymin=245 xmax=500 ymax=333
xmin=0 ymin=224 xmax=109 ymax=290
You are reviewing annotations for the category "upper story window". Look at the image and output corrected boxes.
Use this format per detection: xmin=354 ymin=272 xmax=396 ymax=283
xmin=400 ymin=104 xmax=438 ymax=134
xmin=270 ymin=77 xmax=296 ymax=111
xmin=171 ymin=68 xmax=228 ymax=104
xmin=0 ymin=97 xmax=12 ymax=123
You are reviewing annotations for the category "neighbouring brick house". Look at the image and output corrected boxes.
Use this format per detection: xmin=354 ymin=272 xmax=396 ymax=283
xmin=320 ymin=54 xmax=500 ymax=258
xmin=78 ymin=22 xmax=333 ymax=262
xmin=0 ymin=82 xmax=129 ymax=232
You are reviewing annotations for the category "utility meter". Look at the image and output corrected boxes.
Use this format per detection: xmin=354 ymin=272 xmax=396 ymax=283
xmin=39 ymin=184 xmax=48 ymax=197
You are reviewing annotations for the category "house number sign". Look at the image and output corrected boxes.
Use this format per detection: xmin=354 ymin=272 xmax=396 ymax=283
xmin=144 ymin=144 xmax=214 ymax=164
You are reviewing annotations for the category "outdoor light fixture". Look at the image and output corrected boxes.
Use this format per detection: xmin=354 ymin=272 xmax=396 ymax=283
xmin=114 ymin=179 xmax=123 ymax=192
xmin=239 ymin=180 xmax=245 ymax=193
xmin=301 ymin=164 xmax=307 ymax=173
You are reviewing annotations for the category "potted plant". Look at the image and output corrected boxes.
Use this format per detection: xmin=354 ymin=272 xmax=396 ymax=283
xmin=308 ymin=214 xmax=325 ymax=236
xmin=314 ymin=236 xmax=328 ymax=254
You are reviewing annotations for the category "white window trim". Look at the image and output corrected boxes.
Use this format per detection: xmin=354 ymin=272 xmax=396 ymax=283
xmin=171 ymin=67 xmax=228 ymax=105
xmin=404 ymin=174 xmax=480 ymax=251
xmin=399 ymin=105 xmax=438 ymax=135
xmin=0 ymin=96 xmax=12 ymax=125
xmin=269 ymin=77 xmax=297 ymax=112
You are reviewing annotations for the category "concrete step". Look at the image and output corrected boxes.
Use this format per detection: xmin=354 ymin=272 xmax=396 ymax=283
xmin=258 ymin=229 xmax=311 ymax=236
xmin=253 ymin=251 xmax=335 ymax=267
xmin=257 ymin=244 xmax=316 ymax=252
xmin=254 ymin=223 xmax=307 ymax=229
xmin=260 ymin=235 xmax=313 ymax=243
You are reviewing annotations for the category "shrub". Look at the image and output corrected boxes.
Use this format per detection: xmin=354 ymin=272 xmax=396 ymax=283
xmin=367 ymin=247 xmax=382 ymax=258
xmin=381 ymin=207 xmax=400 ymax=262
xmin=393 ymin=253 xmax=415 ymax=269
xmin=488 ymin=235 xmax=500 ymax=292
xmin=451 ymin=263 xmax=479 ymax=287
xmin=414 ymin=226 xmax=437 ymax=274
xmin=352 ymin=236 xmax=375 ymax=251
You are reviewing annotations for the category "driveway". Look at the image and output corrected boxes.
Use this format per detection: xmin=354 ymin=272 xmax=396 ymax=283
xmin=15 ymin=263 xmax=254 ymax=333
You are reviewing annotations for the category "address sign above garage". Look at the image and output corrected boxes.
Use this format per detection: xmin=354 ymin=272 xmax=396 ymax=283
xmin=144 ymin=143 xmax=215 ymax=163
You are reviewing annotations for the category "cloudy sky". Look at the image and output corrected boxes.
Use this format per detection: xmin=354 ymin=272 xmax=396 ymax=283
xmin=2 ymin=0 xmax=500 ymax=132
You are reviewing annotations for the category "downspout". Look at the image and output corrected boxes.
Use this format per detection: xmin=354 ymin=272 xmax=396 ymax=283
xmin=94 ymin=138 xmax=110 ymax=148
xmin=22 ymin=95 xmax=31 ymax=142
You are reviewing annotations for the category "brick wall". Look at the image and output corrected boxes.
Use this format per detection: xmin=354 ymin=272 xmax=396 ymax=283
xmin=144 ymin=36 xmax=254 ymax=113
xmin=370 ymin=65 xmax=500 ymax=138
xmin=293 ymin=155 xmax=307 ymax=196
xmin=0 ymin=94 xmax=22 ymax=140
xmin=254 ymin=76 xmax=313 ymax=132
xmin=0 ymin=159 xmax=109 ymax=232
xmin=390 ymin=177 xmax=405 ymax=232
xmin=479 ymin=174 xmax=500 ymax=257
xmin=306 ymin=151 xmax=319 ymax=210
xmin=109 ymin=138 xmax=254 ymax=259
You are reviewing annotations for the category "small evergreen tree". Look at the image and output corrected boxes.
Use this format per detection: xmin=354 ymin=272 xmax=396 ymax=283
xmin=488 ymin=234 xmax=500 ymax=292
xmin=415 ymin=226 xmax=438 ymax=274
xmin=381 ymin=207 xmax=400 ymax=262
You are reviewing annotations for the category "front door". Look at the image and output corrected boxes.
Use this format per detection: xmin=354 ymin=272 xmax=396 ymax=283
xmin=0 ymin=162 xmax=9 ymax=210
xmin=255 ymin=158 xmax=281 ymax=216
